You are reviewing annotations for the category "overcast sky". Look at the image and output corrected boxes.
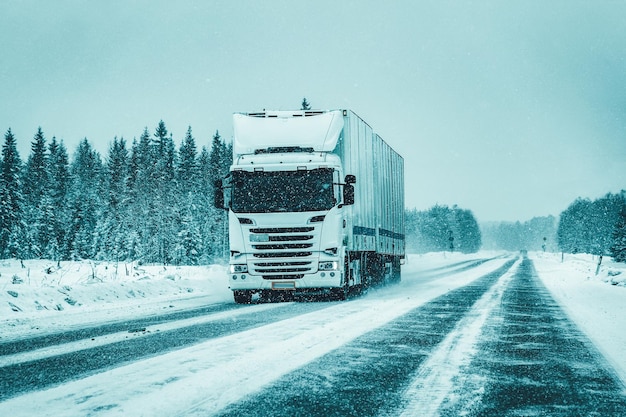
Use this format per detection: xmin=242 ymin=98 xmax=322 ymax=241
xmin=1 ymin=1 xmax=625 ymax=222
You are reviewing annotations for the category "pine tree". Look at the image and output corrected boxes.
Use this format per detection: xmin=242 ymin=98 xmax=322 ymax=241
xmin=20 ymin=127 xmax=50 ymax=257
xmin=152 ymin=121 xmax=178 ymax=264
xmin=153 ymin=120 xmax=177 ymax=183
xmin=209 ymin=130 xmax=223 ymax=187
xmin=174 ymin=204 xmax=202 ymax=265
xmin=66 ymin=139 xmax=103 ymax=260
xmin=128 ymin=128 xmax=157 ymax=262
xmin=96 ymin=137 xmax=130 ymax=261
xmin=0 ymin=129 xmax=23 ymax=258
xmin=47 ymin=137 xmax=71 ymax=260
xmin=196 ymin=145 xmax=217 ymax=261
xmin=177 ymin=126 xmax=198 ymax=195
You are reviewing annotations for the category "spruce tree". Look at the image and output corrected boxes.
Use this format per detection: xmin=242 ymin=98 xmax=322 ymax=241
xmin=0 ymin=129 xmax=23 ymax=258
xmin=151 ymin=121 xmax=178 ymax=264
xmin=178 ymin=126 xmax=198 ymax=195
xmin=66 ymin=139 xmax=103 ymax=260
xmin=197 ymin=145 xmax=218 ymax=261
xmin=127 ymin=128 xmax=156 ymax=262
xmin=47 ymin=137 xmax=71 ymax=260
xmin=21 ymin=127 xmax=49 ymax=256
xmin=96 ymin=137 xmax=130 ymax=261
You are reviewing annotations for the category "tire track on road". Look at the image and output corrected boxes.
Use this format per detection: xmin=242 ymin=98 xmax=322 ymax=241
xmin=442 ymin=258 xmax=626 ymax=416
xmin=0 ymin=302 xmax=238 ymax=355
xmin=215 ymin=259 xmax=518 ymax=417
xmin=0 ymin=302 xmax=329 ymax=401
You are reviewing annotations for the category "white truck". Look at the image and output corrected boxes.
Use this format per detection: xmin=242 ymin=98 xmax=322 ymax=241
xmin=215 ymin=109 xmax=404 ymax=303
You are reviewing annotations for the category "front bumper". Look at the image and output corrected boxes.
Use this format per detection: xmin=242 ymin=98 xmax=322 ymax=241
xmin=228 ymin=270 xmax=344 ymax=291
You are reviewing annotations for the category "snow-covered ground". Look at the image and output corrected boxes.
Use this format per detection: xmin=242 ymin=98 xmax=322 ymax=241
xmin=0 ymin=251 xmax=625 ymax=415
xmin=0 ymin=260 xmax=232 ymax=342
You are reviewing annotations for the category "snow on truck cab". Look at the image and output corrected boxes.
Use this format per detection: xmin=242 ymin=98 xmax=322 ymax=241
xmin=214 ymin=109 xmax=405 ymax=304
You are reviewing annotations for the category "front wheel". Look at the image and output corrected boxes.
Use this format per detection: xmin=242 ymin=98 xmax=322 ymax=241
xmin=233 ymin=290 xmax=253 ymax=304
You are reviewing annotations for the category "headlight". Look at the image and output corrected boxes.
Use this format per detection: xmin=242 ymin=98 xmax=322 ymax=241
xmin=319 ymin=261 xmax=338 ymax=271
xmin=230 ymin=264 xmax=248 ymax=273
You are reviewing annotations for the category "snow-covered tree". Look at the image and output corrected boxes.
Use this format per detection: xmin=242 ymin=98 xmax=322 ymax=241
xmin=46 ymin=137 xmax=71 ymax=260
xmin=95 ymin=137 xmax=131 ymax=261
xmin=610 ymin=203 xmax=626 ymax=262
xmin=66 ymin=139 xmax=103 ymax=260
xmin=21 ymin=127 xmax=49 ymax=256
xmin=0 ymin=129 xmax=23 ymax=258
xmin=177 ymin=126 xmax=198 ymax=195
xmin=152 ymin=121 xmax=179 ymax=264
xmin=557 ymin=192 xmax=625 ymax=255
xmin=3 ymin=120 xmax=232 ymax=265
xmin=405 ymin=205 xmax=481 ymax=253
xmin=453 ymin=207 xmax=482 ymax=253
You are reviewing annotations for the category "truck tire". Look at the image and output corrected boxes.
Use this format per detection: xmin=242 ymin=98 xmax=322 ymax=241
xmin=391 ymin=257 xmax=402 ymax=284
xmin=233 ymin=290 xmax=253 ymax=304
xmin=330 ymin=286 xmax=348 ymax=301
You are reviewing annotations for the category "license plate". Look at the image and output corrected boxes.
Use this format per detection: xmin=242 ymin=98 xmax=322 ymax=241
xmin=272 ymin=281 xmax=296 ymax=290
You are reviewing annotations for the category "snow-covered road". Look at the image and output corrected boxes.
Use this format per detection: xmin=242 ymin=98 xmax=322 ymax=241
xmin=1 ymin=252 xmax=625 ymax=416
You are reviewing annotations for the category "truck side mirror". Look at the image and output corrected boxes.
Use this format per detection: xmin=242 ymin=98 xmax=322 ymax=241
xmin=213 ymin=179 xmax=225 ymax=209
xmin=341 ymin=174 xmax=356 ymax=206
xmin=343 ymin=183 xmax=355 ymax=206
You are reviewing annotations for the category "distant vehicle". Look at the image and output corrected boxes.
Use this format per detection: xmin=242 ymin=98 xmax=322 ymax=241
xmin=215 ymin=109 xmax=405 ymax=303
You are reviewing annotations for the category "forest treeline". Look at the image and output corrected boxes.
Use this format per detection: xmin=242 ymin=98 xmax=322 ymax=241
xmin=2 ymin=124 xmax=625 ymax=263
xmin=557 ymin=192 xmax=626 ymax=261
xmin=405 ymin=190 xmax=626 ymax=263
xmin=1 ymin=123 xmax=231 ymax=265
xmin=480 ymin=192 xmax=626 ymax=262
xmin=481 ymin=216 xmax=558 ymax=252
xmin=405 ymin=205 xmax=482 ymax=254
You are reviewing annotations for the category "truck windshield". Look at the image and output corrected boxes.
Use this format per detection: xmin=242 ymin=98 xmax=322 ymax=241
xmin=231 ymin=168 xmax=336 ymax=213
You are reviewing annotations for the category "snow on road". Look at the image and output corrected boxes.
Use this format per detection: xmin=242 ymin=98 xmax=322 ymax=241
xmin=0 ymin=255 xmax=508 ymax=416
xmin=1 ymin=251 xmax=625 ymax=416
xmin=532 ymin=251 xmax=626 ymax=383
xmin=397 ymin=260 xmax=518 ymax=416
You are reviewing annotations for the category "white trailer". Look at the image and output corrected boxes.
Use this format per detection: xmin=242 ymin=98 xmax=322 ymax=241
xmin=215 ymin=109 xmax=404 ymax=303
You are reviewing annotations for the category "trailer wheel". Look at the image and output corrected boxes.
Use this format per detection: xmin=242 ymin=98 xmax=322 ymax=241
xmin=233 ymin=290 xmax=253 ymax=304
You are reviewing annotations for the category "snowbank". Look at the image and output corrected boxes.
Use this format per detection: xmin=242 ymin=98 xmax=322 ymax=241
xmin=0 ymin=259 xmax=232 ymax=341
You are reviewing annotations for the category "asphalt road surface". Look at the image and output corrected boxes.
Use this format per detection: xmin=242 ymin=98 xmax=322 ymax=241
xmin=1 ymin=256 xmax=625 ymax=416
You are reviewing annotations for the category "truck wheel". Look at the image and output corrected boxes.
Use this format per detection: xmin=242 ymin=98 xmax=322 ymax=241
xmin=233 ymin=290 xmax=252 ymax=304
xmin=391 ymin=257 xmax=402 ymax=284
xmin=330 ymin=281 xmax=349 ymax=301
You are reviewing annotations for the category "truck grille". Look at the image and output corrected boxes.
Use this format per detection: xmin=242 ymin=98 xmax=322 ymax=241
xmin=249 ymin=227 xmax=319 ymax=279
